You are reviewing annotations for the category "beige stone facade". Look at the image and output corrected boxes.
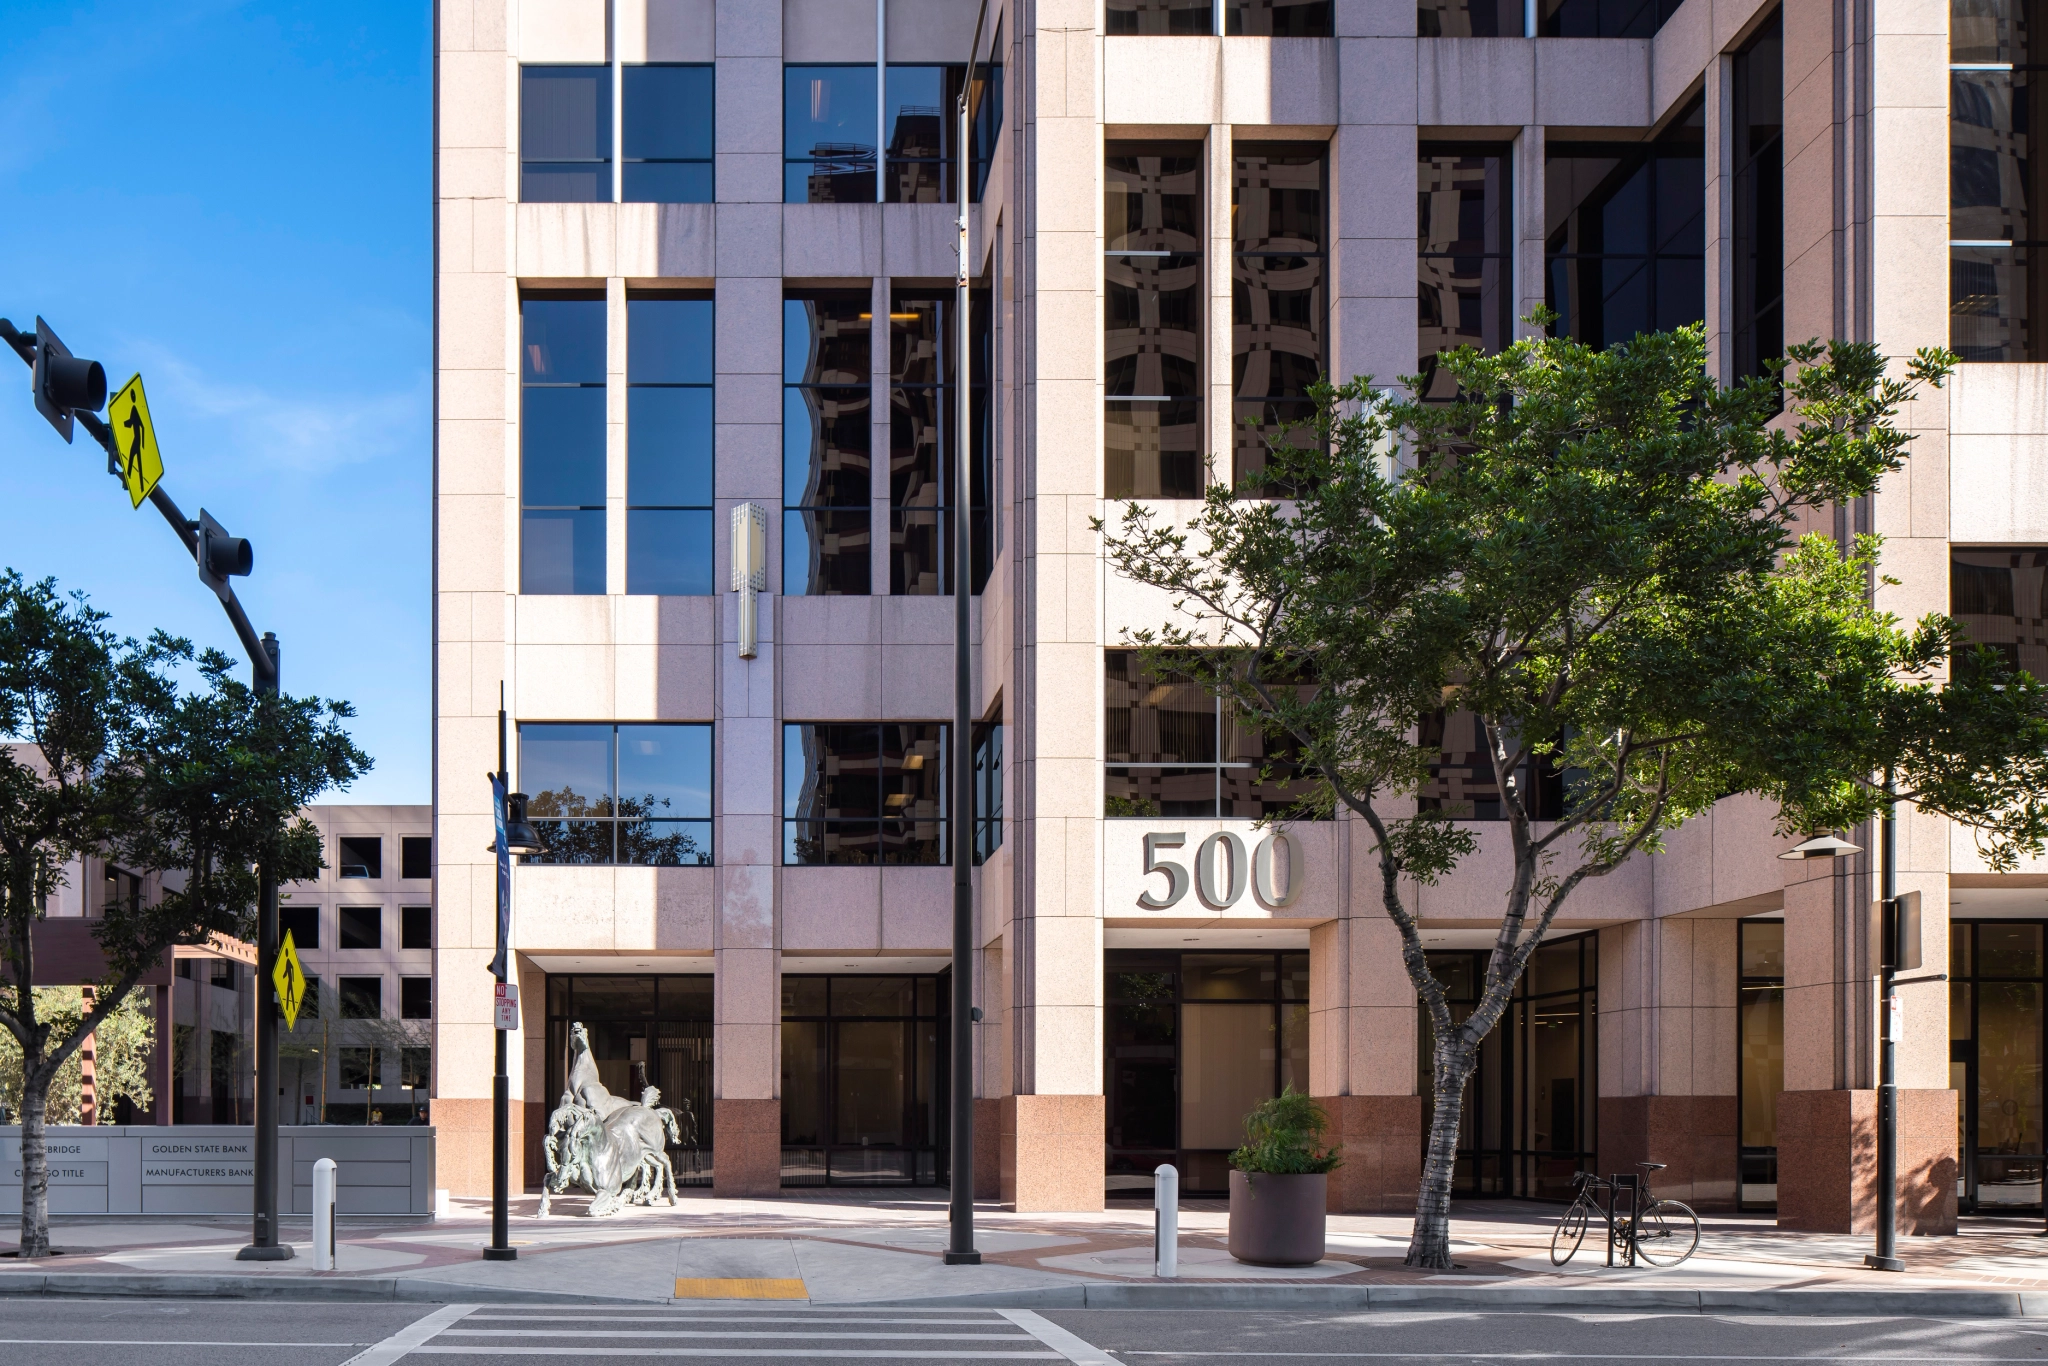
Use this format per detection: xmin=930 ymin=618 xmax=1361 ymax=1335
xmin=433 ymin=0 xmax=2048 ymax=1223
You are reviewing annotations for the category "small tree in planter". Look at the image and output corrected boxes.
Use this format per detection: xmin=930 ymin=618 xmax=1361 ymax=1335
xmin=1228 ymin=1089 xmax=1341 ymax=1267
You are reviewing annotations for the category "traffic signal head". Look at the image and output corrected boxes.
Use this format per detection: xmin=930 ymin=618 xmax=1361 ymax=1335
xmin=195 ymin=508 xmax=253 ymax=601
xmin=30 ymin=317 xmax=105 ymax=443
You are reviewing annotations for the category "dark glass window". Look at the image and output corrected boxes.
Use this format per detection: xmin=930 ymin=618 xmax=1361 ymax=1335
xmin=400 ymin=977 xmax=433 ymax=1021
xmin=1107 ymin=0 xmax=1214 ymax=32
xmin=784 ymin=723 xmax=948 ymax=865
xmin=522 ymin=295 xmax=608 ymax=595
xmin=1103 ymin=651 xmax=1316 ymax=819
xmin=1418 ymin=144 xmax=1513 ymax=401
xmin=339 ymin=977 xmax=382 ymax=1020
xmin=781 ymin=974 xmax=946 ymax=1187
xmin=628 ymin=294 xmax=715 ymax=594
xmin=401 ymin=906 xmax=432 ymax=951
xmin=1233 ymin=144 xmax=1326 ymax=489
xmin=521 ymin=66 xmax=613 ymax=202
xmin=1732 ymin=11 xmax=1784 ymax=382
xmin=1952 ymin=1 xmax=2048 ymax=360
xmin=339 ymin=906 xmax=382 ymax=951
xmin=1950 ymin=919 xmax=2048 ymax=1213
xmin=1228 ymin=0 xmax=1333 ymax=33
xmin=973 ymin=719 xmax=1004 ymax=864
xmin=1107 ymin=145 xmax=1204 ymax=498
xmin=1418 ymin=0 xmax=1524 ymax=33
xmin=785 ymin=292 xmax=873 ymax=595
xmin=888 ymin=290 xmax=990 ymax=594
xmin=400 ymin=836 xmax=431 ymax=881
xmin=884 ymin=64 xmax=1002 ymax=203
xmin=785 ymin=65 xmax=878 ymax=203
xmin=337 ymin=836 xmax=381 ymax=880
xmin=279 ymin=906 xmax=319 ymax=951
xmin=339 ymin=1048 xmax=378 ymax=1090
xmin=1106 ymin=951 xmax=1310 ymax=1196
xmin=1417 ymin=709 xmax=1574 ymax=820
xmin=1953 ymin=547 xmax=2048 ymax=679
xmin=401 ymin=1048 xmax=431 ymax=1089
xmin=1738 ymin=918 xmax=1784 ymax=1209
xmin=1537 ymin=0 xmax=1682 ymax=35
xmin=1544 ymin=100 xmax=1706 ymax=350
xmin=521 ymin=722 xmax=714 ymax=866
xmin=624 ymin=64 xmax=713 ymax=202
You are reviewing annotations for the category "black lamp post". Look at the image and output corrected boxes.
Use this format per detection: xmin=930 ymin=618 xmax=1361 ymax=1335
xmin=484 ymin=688 xmax=542 ymax=1261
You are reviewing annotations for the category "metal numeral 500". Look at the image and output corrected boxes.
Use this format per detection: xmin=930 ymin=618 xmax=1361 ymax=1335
xmin=1136 ymin=831 xmax=1303 ymax=910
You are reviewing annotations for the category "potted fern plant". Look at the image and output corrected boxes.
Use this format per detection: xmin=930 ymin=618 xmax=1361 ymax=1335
xmin=1228 ymin=1088 xmax=1342 ymax=1266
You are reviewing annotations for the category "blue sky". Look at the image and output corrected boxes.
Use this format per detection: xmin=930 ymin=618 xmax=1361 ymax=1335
xmin=0 ymin=0 xmax=431 ymax=803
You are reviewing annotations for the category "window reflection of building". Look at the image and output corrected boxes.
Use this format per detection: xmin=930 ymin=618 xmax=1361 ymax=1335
xmin=1417 ymin=145 xmax=1512 ymax=402
xmin=1420 ymin=933 xmax=1597 ymax=1200
xmin=1738 ymin=918 xmax=1784 ymax=1209
xmin=1106 ymin=145 xmax=1204 ymax=498
xmin=1951 ymin=547 xmax=2048 ymax=680
xmin=1232 ymin=144 xmax=1326 ymax=489
xmin=543 ymin=975 xmax=713 ymax=1187
xmin=1951 ymin=0 xmax=2048 ymax=361
xmin=1951 ymin=921 xmax=2046 ymax=1212
xmin=779 ymin=975 xmax=945 ymax=1186
xmin=1106 ymin=951 xmax=1309 ymax=1196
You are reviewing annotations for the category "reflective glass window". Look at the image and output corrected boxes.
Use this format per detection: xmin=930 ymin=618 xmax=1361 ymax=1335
xmin=785 ymin=65 xmax=877 ymax=203
xmin=521 ymin=66 xmax=612 ymax=202
xmin=784 ymin=292 xmax=873 ymax=595
xmin=628 ymin=296 xmax=715 ymax=594
xmin=1107 ymin=146 xmax=1204 ymax=498
xmin=623 ymin=64 xmax=713 ymax=202
xmin=522 ymin=296 xmax=608 ymax=595
xmin=521 ymin=723 xmax=713 ymax=866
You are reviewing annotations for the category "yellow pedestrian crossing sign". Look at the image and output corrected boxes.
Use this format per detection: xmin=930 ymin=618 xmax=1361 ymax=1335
xmin=106 ymin=374 xmax=163 ymax=508
xmin=274 ymin=928 xmax=308 ymax=1030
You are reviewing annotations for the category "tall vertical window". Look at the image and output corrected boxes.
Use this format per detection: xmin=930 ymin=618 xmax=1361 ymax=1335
xmin=1950 ymin=921 xmax=2047 ymax=1212
xmin=888 ymin=290 xmax=990 ymax=595
xmin=884 ymin=64 xmax=1003 ymax=203
xmin=1418 ymin=1 xmax=1523 ymax=34
xmin=628 ymin=294 xmax=715 ymax=595
xmin=623 ymin=65 xmax=714 ymax=203
xmin=781 ymin=975 xmax=945 ymax=1186
xmin=784 ymin=292 xmax=873 ymax=596
xmin=1952 ymin=546 xmax=2048 ymax=679
xmin=1107 ymin=0 xmax=1213 ymax=33
xmin=520 ymin=723 xmax=713 ymax=866
xmin=1233 ymin=144 xmax=1327 ymax=488
xmin=521 ymin=66 xmax=613 ymax=203
xmin=1107 ymin=145 xmax=1203 ymax=498
xmin=1544 ymin=101 xmax=1706 ymax=350
xmin=1737 ymin=918 xmax=1784 ymax=1210
xmin=1731 ymin=11 xmax=1784 ymax=381
xmin=972 ymin=717 xmax=1003 ymax=864
xmin=1537 ymin=0 xmax=1682 ymax=35
xmin=1418 ymin=144 xmax=1512 ymax=401
xmin=785 ymin=65 xmax=878 ymax=203
xmin=783 ymin=723 xmax=949 ymax=865
xmin=1953 ymin=0 xmax=2048 ymax=360
xmin=521 ymin=295 xmax=608 ymax=596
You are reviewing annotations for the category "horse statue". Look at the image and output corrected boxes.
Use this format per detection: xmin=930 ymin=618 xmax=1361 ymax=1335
xmin=539 ymin=1022 xmax=685 ymax=1217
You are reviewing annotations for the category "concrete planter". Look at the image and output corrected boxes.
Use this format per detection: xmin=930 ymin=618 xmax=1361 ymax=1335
xmin=1227 ymin=1169 xmax=1327 ymax=1266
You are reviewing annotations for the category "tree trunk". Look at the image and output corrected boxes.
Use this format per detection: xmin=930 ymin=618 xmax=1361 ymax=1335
xmin=1404 ymin=1044 xmax=1477 ymax=1270
xmin=18 ymin=1069 xmax=50 ymax=1258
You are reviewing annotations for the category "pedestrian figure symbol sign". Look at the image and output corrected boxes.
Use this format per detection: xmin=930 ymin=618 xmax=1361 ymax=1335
xmin=105 ymin=374 xmax=163 ymax=508
xmin=274 ymin=928 xmax=308 ymax=1031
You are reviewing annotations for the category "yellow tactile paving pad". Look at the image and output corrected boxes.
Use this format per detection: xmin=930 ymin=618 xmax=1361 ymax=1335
xmin=674 ymin=1277 xmax=809 ymax=1300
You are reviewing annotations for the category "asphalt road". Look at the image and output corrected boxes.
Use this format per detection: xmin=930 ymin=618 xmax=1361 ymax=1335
xmin=7 ymin=1301 xmax=2048 ymax=1365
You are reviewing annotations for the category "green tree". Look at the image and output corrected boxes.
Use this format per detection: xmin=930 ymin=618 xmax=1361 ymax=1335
xmin=0 ymin=574 xmax=368 ymax=1257
xmin=1099 ymin=327 xmax=2048 ymax=1268
xmin=0 ymin=987 xmax=155 ymax=1124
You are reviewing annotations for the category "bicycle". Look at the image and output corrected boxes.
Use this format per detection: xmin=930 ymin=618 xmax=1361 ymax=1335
xmin=1550 ymin=1162 xmax=1699 ymax=1267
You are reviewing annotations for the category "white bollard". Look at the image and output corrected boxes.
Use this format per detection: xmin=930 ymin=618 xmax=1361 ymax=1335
xmin=1153 ymin=1164 xmax=1179 ymax=1278
xmin=312 ymin=1158 xmax=338 ymax=1271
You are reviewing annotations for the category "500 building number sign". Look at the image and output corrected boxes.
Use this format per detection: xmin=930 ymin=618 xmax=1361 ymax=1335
xmin=1136 ymin=830 xmax=1303 ymax=911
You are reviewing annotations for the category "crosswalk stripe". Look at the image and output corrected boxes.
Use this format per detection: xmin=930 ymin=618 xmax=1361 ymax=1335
xmin=463 ymin=1315 xmax=1009 ymax=1325
xmin=412 ymin=1349 xmax=1062 ymax=1359
xmin=999 ymin=1310 xmax=1123 ymax=1366
xmin=341 ymin=1304 xmax=480 ymax=1366
xmin=442 ymin=1329 xmax=1038 ymax=1341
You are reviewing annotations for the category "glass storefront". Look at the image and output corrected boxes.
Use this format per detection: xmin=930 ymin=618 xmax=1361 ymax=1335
xmin=1420 ymin=932 xmax=1598 ymax=1200
xmin=1952 ymin=921 xmax=2046 ymax=1212
xmin=1737 ymin=918 xmax=1784 ymax=1208
xmin=779 ymin=974 xmax=946 ymax=1186
xmin=1105 ymin=950 xmax=1309 ymax=1195
xmin=544 ymin=974 xmax=713 ymax=1185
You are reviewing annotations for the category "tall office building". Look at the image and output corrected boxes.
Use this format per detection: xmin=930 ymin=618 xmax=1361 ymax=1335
xmin=435 ymin=0 xmax=2048 ymax=1226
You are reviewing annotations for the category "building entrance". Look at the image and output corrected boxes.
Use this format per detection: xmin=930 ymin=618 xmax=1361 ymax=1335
xmin=1952 ymin=921 xmax=2046 ymax=1213
xmin=543 ymin=974 xmax=713 ymax=1184
xmin=1420 ymin=933 xmax=1598 ymax=1201
xmin=778 ymin=974 xmax=947 ymax=1186
xmin=1105 ymin=950 xmax=1310 ymax=1196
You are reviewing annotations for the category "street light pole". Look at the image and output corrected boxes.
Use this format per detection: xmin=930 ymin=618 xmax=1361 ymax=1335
xmin=1866 ymin=778 xmax=1904 ymax=1273
xmin=484 ymin=687 xmax=542 ymax=1260
xmin=946 ymin=0 xmax=992 ymax=1269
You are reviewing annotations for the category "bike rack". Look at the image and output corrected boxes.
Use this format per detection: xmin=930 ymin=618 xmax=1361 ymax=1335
xmin=1602 ymin=1172 xmax=1642 ymax=1268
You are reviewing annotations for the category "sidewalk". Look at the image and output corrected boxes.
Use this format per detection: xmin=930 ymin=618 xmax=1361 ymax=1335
xmin=0 ymin=1190 xmax=2045 ymax=1314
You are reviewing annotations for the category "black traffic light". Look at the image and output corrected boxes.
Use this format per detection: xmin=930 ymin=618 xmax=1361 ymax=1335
xmin=30 ymin=317 xmax=105 ymax=444
xmin=196 ymin=508 xmax=253 ymax=601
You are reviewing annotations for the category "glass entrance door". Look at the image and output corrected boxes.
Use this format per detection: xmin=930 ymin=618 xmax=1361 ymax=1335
xmin=1952 ymin=921 xmax=2046 ymax=1213
xmin=778 ymin=974 xmax=945 ymax=1185
xmin=544 ymin=974 xmax=714 ymax=1185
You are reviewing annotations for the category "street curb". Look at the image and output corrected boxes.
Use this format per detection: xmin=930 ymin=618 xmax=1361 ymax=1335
xmin=0 ymin=1272 xmax=2039 ymax=1316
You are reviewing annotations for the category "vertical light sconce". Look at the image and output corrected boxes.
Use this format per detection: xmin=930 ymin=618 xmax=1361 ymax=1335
xmin=731 ymin=502 xmax=767 ymax=659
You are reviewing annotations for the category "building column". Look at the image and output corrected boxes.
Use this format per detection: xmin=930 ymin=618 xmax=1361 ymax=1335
xmin=1310 ymin=905 xmax=1422 ymax=1213
xmin=1595 ymin=917 xmax=1740 ymax=1211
